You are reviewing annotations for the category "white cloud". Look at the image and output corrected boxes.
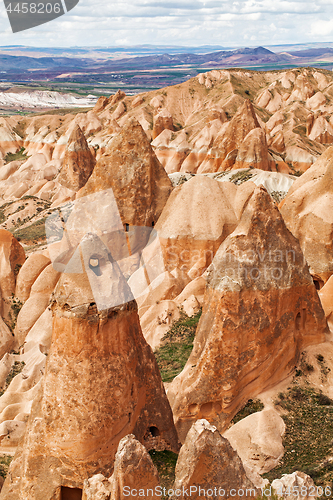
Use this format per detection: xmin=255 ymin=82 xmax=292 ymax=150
xmin=0 ymin=0 xmax=332 ymax=47
xmin=311 ymin=18 xmax=333 ymax=36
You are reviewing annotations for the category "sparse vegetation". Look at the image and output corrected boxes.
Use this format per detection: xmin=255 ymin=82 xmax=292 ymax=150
xmin=154 ymin=309 xmax=202 ymax=383
xmin=316 ymin=354 xmax=331 ymax=381
xmin=5 ymin=295 xmax=24 ymax=332
xmin=149 ymin=450 xmax=178 ymax=496
xmin=13 ymin=120 xmax=26 ymax=139
xmin=12 ymin=217 xmax=47 ymax=244
xmin=0 ymin=455 xmax=13 ymax=479
xmin=231 ymin=398 xmax=264 ymax=424
xmin=4 ymin=147 xmax=29 ymax=164
xmin=0 ymin=361 xmax=25 ymax=397
xmin=265 ymin=385 xmax=333 ymax=496
xmin=230 ymin=168 xmax=255 ymax=185
xmin=270 ymin=190 xmax=287 ymax=204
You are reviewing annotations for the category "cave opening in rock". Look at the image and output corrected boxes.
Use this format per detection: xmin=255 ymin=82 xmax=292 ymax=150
xmin=149 ymin=426 xmax=160 ymax=437
xmin=60 ymin=486 xmax=83 ymax=500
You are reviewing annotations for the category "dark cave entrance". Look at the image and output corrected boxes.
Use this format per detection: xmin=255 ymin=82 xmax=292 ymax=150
xmin=60 ymin=487 xmax=83 ymax=500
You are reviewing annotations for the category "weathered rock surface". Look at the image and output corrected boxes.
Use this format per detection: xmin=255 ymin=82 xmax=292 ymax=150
xmin=0 ymin=318 xmax=14 ymax=360
xmin=78 ymin=118 xmax=172 ymax=228
xmin=57 ymin=124 xmax=96 ymax=191
xmin=155 ymin=175 xmax=238 ymax=276
xmin=319 ymin=275 xmax=333 ymax=330
xmin=272 ymin=471 xmax=317 ymax=499
xmin=224 ymin=409 xmax=285 ymax=475
xmin=15 ymin=252 xmax=50 ymax=302
xmin=14 ymin=263 xmax=60 ymax=346
xmin=167 ymin=186 xmax=327 ymax=442
xmin=234 ymin=128 xmax=271 ymax=171
xmin=0 ymin=230 xmax=25 ymax=320
xmin=280 ymin=146 xmax=333 ymax=282
xmin=206 ymin=99 xmax=261 ymax=172
xmin=82 ymin=435 xmax=160 ymax=500
xmin=82 ymin=474 xmax=112 ymax=500
xmin=140 ymin=300 xmax=180 ymax=350
xmin=153 ymin=109 xmax=174 ymax=139
xmin=109 ymin=434 xmax=160 ymax=500
xmin=172 ymin=419 xmax=258 ymax=500
xmin=0 ymin=234 xmax=179 ymax=500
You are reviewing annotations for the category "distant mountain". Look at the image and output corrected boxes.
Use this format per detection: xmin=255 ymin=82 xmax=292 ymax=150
xmin=0 ymin=44 xmax=332 ymax=89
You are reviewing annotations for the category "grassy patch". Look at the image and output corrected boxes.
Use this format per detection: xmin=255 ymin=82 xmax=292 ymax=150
xmin=154 ymin=310 xmax=202 ymax=383
xmin=12 ymin=217 xmax=46 ymax=244
xmin=149 ymin=450 xmax=178 ymax=496
xmin=4 ymin=147 xmax=29 ymax=164
xmin=230 ymin=168 xmax=255 ymax=185
xmin=264 ymin=385 xmax=333 ymax=495
xmin=0 ymin=455 xmax=13 ymax=479
xmin=232 ymin=398 xmax=265 ymax=425
xmin=270 ymin=190 xmax=287 ymax=204
xmin=0 ymin=361 xmax=25 ymax=397
xmin=4 ymin=295 xmax=23 ymax=333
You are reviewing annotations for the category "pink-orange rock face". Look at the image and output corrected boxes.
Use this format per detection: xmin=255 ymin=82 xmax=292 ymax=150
xmin=172 ymin=419 xmax=257 ymax=500
xmin=212 ymin=100 xmax=261 ymax=171
xmin=109 ymin=434 xmax=161 ymax=500
xmin=153 ymin=109 xmax=174 ymax=140
xmin=0 ymin=229 xmax=25 ymax=320
xmin=155 ymin=175 xmax=238 ymax=277
xmin=57 ymin=124 xmax=96 ymax=191
xmin=167 ymin=186 xmax=327 ymax=443
xmin=280 ymin=146 xmax=333 ymax=282
xmin=1 ymin=236 xmax=179 ymax=500
xmin=15 ymin=252 xmax=50 ymax=302
xmin=234 ymin=128 xmax=270 ymax=171
xmin=78 ymin=118 xmax=172 ymax=227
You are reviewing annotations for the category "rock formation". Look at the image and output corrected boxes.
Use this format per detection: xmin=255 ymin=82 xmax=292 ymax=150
xmin=199 ymin=99 xmax=262 ymax=173
xmin=109 ymin=434 xmax=160 ymax=500
xmin=319 ymin=275 xmax=333 ymax=329
xmin=153 ymin=109 xmax=174 ymax=140
xmin=172 ymin=419 xmax=258 ymax=500
xmin=82 ymin=434 xmax=160 ymax=500
xmin=155 ymin=175 xmax=238 ymax=276
xmin=224 ymin=408 xmax=285 ymax=475
xmin=0 ymin=229 xmax=25 ymax=321
xmin=77 ymin=117 xmax=172 ymax=228
xmin=271 ymin=471 xmax=317 ymax=500
xmin=167 ymin=186 xmax=327 ymax=442
xmin=233 ymin=128 xmax=271 ymax=171
xmin=57 ymin=124 xmax=96 ymax=191
xmin=280 ymin=146 xmax=333 ymax=283
xmin=0 ymin=234 xmax=179 ymax=500
xmin=15 ymin=252 xmax=50 ymax=302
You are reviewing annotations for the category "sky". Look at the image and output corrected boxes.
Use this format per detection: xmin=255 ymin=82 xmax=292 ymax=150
xmin=0 ymin=0 xmax=333 ymax=48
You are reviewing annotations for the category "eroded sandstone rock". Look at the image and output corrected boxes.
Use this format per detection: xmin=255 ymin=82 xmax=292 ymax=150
xmin=172 ymin=419 xmax=258 ymax=500
xmin=271 ymin=471 xmax=317 ymax=500
xmin=0 ymin=233 xmax=179 ymax=500
xmin=0 ymin=229 xmax=25 ymax=321
xmin=280 ymin=146 xmax=333 ymax=282
xmin=78 ymin=117 xmax=172 ymax=228
xmin=224 ymin=408 xmax=285 ymax=475
xmin=167 ymin=186 xmax=327 ymax=442
xmin=155 ymin=175 xmax=238 ymax=276
xmin=57 ymin=124 xmax=96 ymax=191
xmin=109 ymin=434 xmax=160 ymax=500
